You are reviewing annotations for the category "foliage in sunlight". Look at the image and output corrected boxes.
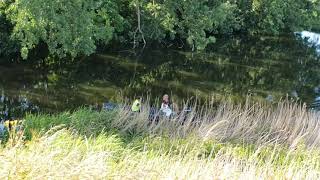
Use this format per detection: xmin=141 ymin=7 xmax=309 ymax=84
xmin=2 ymin=100 xmax=320 ymax=179
xmin=4 ymin=0 xmax=115 ymax=59
xmin=0 ymin=0 xmax=319 ymax=58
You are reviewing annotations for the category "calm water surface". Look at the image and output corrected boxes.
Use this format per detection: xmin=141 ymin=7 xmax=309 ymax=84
xmin=0 ymin=33 xmax=320 ymax=116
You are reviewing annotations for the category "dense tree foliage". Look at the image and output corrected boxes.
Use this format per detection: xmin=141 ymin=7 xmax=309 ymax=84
xmin=245 ymin=0 xmax=319 ymax=34
xmin=0 ymin=0 xmax=319 ymax=59
xmin=0 ymin=2 xmax=17 ymax=57
xmin=3 ymin=0 xmax=118 ymax=59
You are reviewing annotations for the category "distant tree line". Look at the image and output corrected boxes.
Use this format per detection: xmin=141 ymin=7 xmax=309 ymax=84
xmin=0 ymin=0 xmax=319 ymax=59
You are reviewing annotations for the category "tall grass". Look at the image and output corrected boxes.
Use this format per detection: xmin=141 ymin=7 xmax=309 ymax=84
xmin=1 ymin=99 xmax=320 ymax=179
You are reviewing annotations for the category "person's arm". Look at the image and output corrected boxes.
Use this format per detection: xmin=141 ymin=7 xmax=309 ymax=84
xmin=160 ymin=103 xmax=164 ymax=110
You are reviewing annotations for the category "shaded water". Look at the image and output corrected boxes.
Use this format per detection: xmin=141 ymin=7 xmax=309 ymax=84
xmin=0 ymin=33 xmax=320 ymax=117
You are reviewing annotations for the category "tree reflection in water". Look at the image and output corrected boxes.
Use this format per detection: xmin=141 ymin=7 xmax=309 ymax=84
xmin=0 ymin=91 xmax=39 ymax=121
xmin=0 ymin=34 xmax=320 ymax=113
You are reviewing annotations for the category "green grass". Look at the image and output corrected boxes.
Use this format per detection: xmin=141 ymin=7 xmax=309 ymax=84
xmin=1 ymin=100 xmax=320 ymax=179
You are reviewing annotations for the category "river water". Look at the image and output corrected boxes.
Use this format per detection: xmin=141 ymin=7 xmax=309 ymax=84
xmin=0 ymin=33 xmax=320 ymax=116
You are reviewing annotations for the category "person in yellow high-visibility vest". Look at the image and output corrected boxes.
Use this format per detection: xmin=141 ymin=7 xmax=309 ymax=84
xmin=4 ymin=119 xmax=19 ymax=131
xmin=131 ymin=97 xmax=142 ymax=112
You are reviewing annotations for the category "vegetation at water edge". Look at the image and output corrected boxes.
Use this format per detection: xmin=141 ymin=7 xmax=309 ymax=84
xmin=1 ymin=100 xmax=320 ymax=179
xmin=0 ymin=0 xmax=319 ymax=59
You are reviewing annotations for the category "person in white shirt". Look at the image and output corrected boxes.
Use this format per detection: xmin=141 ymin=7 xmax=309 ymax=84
xmin=160 ymin=94 xmax=173 ymax=117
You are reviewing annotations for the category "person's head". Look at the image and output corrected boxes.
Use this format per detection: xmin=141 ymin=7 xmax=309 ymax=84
xmin=136 ymin=96 xmax=143 ymax=102
xmin=162 ymin=94 xmax=169 ymax=103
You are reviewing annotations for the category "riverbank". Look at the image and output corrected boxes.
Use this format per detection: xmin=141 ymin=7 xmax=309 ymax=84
xmin=1 ymin=100 xmax=320 ymax=179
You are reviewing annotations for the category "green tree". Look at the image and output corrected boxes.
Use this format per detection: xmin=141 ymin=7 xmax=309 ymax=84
xmin=238 ymin=0 xmax=319 ymax=34
xmin=1 ymin=0 xmax=319 ymax=59
xmin=129 ymin=0 xmax=239 ymax=50
xmin=5 ymin=0 xmax=117 ymax=59
xmin=0 ymin=1 xmax=17 ymax=57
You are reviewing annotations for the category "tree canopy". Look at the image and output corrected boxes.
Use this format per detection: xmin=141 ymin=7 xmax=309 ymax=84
xmin=0 ymin=0 xmax=319 ymax=59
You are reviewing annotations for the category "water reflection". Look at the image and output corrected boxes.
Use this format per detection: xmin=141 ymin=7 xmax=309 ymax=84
xmin=0 ymin=34 xmax=320 ymax=113
xmin=0 ymin=91 xmax=39 ymax=121
xmin=295 ymin=31 xmax=320 ymax=54
xmin=296 ymin=31 xmax=320 ymax=109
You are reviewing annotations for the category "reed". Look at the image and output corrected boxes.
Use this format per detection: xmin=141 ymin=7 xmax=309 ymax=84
xmin=1 ymin=99 xmax=320 ymax=179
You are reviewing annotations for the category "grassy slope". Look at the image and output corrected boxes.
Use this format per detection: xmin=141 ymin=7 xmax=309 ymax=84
xmin=1 ymin=101 xmax=320 ymax=179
